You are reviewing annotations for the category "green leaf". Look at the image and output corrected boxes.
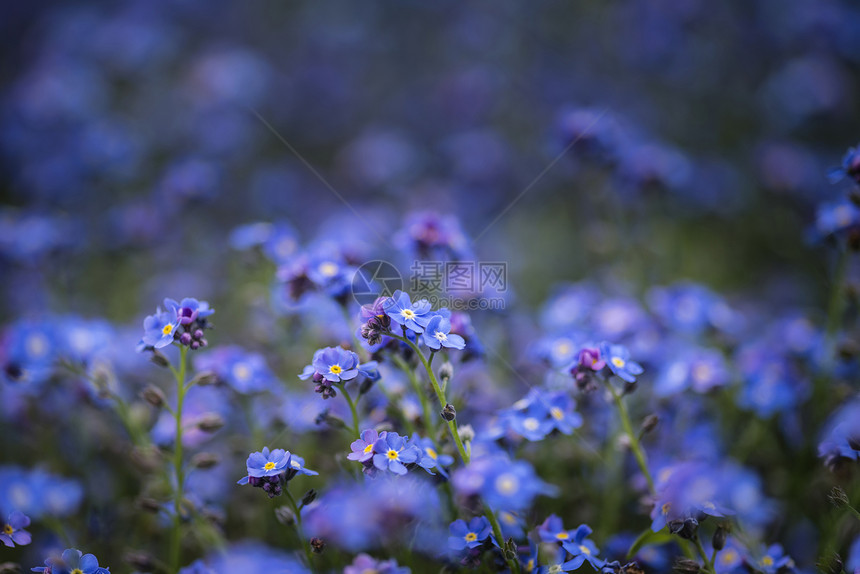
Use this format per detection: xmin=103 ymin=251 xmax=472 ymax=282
xmin=627 ymin=528 xmax=675 ymax=558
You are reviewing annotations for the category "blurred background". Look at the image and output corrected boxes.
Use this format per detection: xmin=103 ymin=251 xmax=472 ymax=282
xmin=1 ymin=0 xmax=858 ymax=319
xmin=2 ymin=1 xmax=860 ymax=572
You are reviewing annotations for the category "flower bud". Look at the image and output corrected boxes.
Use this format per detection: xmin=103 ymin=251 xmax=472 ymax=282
xmin=829 ymin=486 xmax=850 ymax=508
xmin=179 ymin=332 xmax=192 ymax=346
xmin=438 ymin=361 xmax=454 ymax=383
xmin=310 ymin=537 xmax=325 ymax=554
xmin=712 ymin=526 xmax=727 ymax=551
xmin=141 ymin=385 xmax=167 ymax=408
xmin=150 ymin=351 xmax=169 ymax=368
xmin=458 ymin=424 xmax=475 ymax=442
xmin=275 ymin=506 xmax=295 ymax=525
xmin=640 ymin=414 xmax=659 ymax=435
xmin=191 ymin=452 xmax=220 ymax=469
xmin=672 ymin=559 xmax=701 ymax=574
xmin=136 ymin=497 xmax=163 ymax=513
xmin=301 ymin=489 xmax=317 ymax=506
xmin=190 ymin=371 xmax=218 ymax=387
xmin=196 ymin=413 xmax=225 ymax=433
xmin=441 ymin=404 xmax=456 ymax=421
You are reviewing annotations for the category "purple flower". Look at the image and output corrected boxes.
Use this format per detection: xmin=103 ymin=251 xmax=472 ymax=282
xmin=383 ymin=291 xmax=432 ymax=333
xmin=348 ymin=429 xmax=381 ymax=463
xmin=1 ymin=511 xmax=31 ymax=547
xmin=448 ymin=516 xmax=492 ymax=550
xmin=422 ymin=314 xmax=466 ymax=350
xmin=372 ymin=432 xmax=419 ymax=475
xmin=165 ymin=297 xmax=214 ymax=326
xmin=311 ymin=347 xmax=360 ymax=383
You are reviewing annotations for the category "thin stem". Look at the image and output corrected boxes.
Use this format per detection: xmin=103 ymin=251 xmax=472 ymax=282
xmin=340 ymin=383 xmax=361 ymax=439
xmin=607 ymin=382 xmax=655 ymax=496
xmin=484 ymin=504 xmax=521 ymax=574
xmin=709 ymin=548 xmax=717 ymax=572
xmin=387 ymin=333 xmax=469 ymax=463
xmin=169 ymin=346 xmax=188 ymax=574
xmin=285 ymin=488 xmax=316 ymax=573
xmin=693 ymin=537 xmax=716 ymax=574
xmin=391 ymin=353 xmax=432 ymax=435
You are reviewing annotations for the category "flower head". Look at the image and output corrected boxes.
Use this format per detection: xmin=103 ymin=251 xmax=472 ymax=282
xmin=384 ymin=290 xmax=432 ymax=333
xmin=311 ymin=347 xmax=360 ymax=383
xmin=560 ymin=524 xmax=604 ymax=571
xmin=448 ymin=516 xmax=492 ymax=551
xmin=141 ymin=307 xmax=180 ymax=349
xmin=372 ymin=432 xmax=419 ymax=475
xmin=31 ymin=548 xmax=110 ymax=574
xmin=599 ymin=342 xmax=643 ymax=383
xmin=1 ymin=511 xmax=31 ymax=547
xmin=422 ymin=314 xmax=466 ymax=350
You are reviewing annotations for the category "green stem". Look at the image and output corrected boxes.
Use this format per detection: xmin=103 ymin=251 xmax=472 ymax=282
xmin=340 ymin=383 xmax=361 ymax=439
xmin=387 ymin=333 xmax=469 ymax=464
xmin=484 ymin=504 xmax=521 ymax=574
xmin=285 ymin=488 xmax=316 ymax=573
xmin=391 ymin=353 xmax=432 ymax=435
xmin=607 ymin=382 xmax=655 ymax=496
xmin=693 ymin=537 xmax=716 ymax=574
xmin=169 ymin=346 xmax=188 ymax=574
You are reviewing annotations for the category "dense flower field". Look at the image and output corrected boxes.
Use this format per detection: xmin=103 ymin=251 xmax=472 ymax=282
xmin=2 ymin=1 xmax=860 ymax=573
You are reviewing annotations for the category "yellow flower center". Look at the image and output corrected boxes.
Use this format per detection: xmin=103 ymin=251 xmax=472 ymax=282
xmin=2 ymin=524 xmax=12 ymax=535
xmin=556 ymin=532 xmax=569 ymax=540
xmin=661 ymin=502 xmax=672 ymax=515
xmin=525 ymin=559 xmax=535 ymax=572
xmin=162 ymin=324 xmax=173 ymax=336
xmin=425 ymin=448 xmax=437 ymax=459
xmin=580 ymin=545 xmax=591 ymax=555
xmin=434 ymin=331 xmax=448 ymax=341
xmin=233 ymin=363 xmax=251 ymax=381
xmin=364 ymin=444 xmax=374 ymax=454
xmin=464 ymin=532 xmax=478 ymax=542
xmin=523 ymin=417 xmax=540 ymax=431
xmin=550 ymin=407 xmax=564 ymax=420
xmin=386 ymin=449 xmax=399 ymax=460
xmin=762 ymin=556 xmax=774 ymax=568
xmin=549 ymin=566 xmax=563 ymax=574
xmin=611 ymin=357 xmax=626 ymax=368
xmin=263 ymin=462 xmax=276 ymax=471
xmin=318 ymin=261 xmax=339 ymax=277
xmin=329 ymin=364 xmax=343 ymax=375
xmin=72 ymin=570 xmax=84 ymax=574
xmin=495 ymin=473 xmax=519 ymax=495
xmin=401 ymin=309 xmax=416 ymax=320
xmin=721 ymin=550 xmax=738 ymax=565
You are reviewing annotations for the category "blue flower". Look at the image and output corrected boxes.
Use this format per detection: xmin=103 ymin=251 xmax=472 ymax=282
xmin=599 ymin=342 xmax=643 ymax=383
xmin=285 ymin=453 xmax=318 ymax=478
xmin=448 ymin=516 xmax=492 ymax=550
xmin=195 ymin=346 xmax=276 ymax=394
xmin=755 ymin=544 xmax=793 ymax=574
xmin=383 ymin=290 xmax=432 ymax=333
xmin=238 ymin=446 xmax=290 ymax=483
xmin=372 ymin=432 xmax=419 ymax=475
xmin=410 ymin=435 xmax=454 ymax=477
xmin=31 ymin=548 xmax=110 ymax=574
xmin=422 ymin=314 xmax=466 ymax=350
xmin=311 ymin=346 xmax=360 ymax=383
xmin=1 ymin=511 xmax=31 ymax=547
xmin=539 ymin=514 xmax=575 ymax=544
xmin=141 ymin=307 xmax=180 ymax=349
xmin=828 ymin=145 xmax=860 ymax=185
xmin=560 ymin=524 xmax=603 ymax=570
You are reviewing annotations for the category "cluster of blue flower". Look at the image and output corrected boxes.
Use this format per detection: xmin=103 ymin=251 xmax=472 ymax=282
xmin=4 ymin=1 xmax=860 ymax=567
